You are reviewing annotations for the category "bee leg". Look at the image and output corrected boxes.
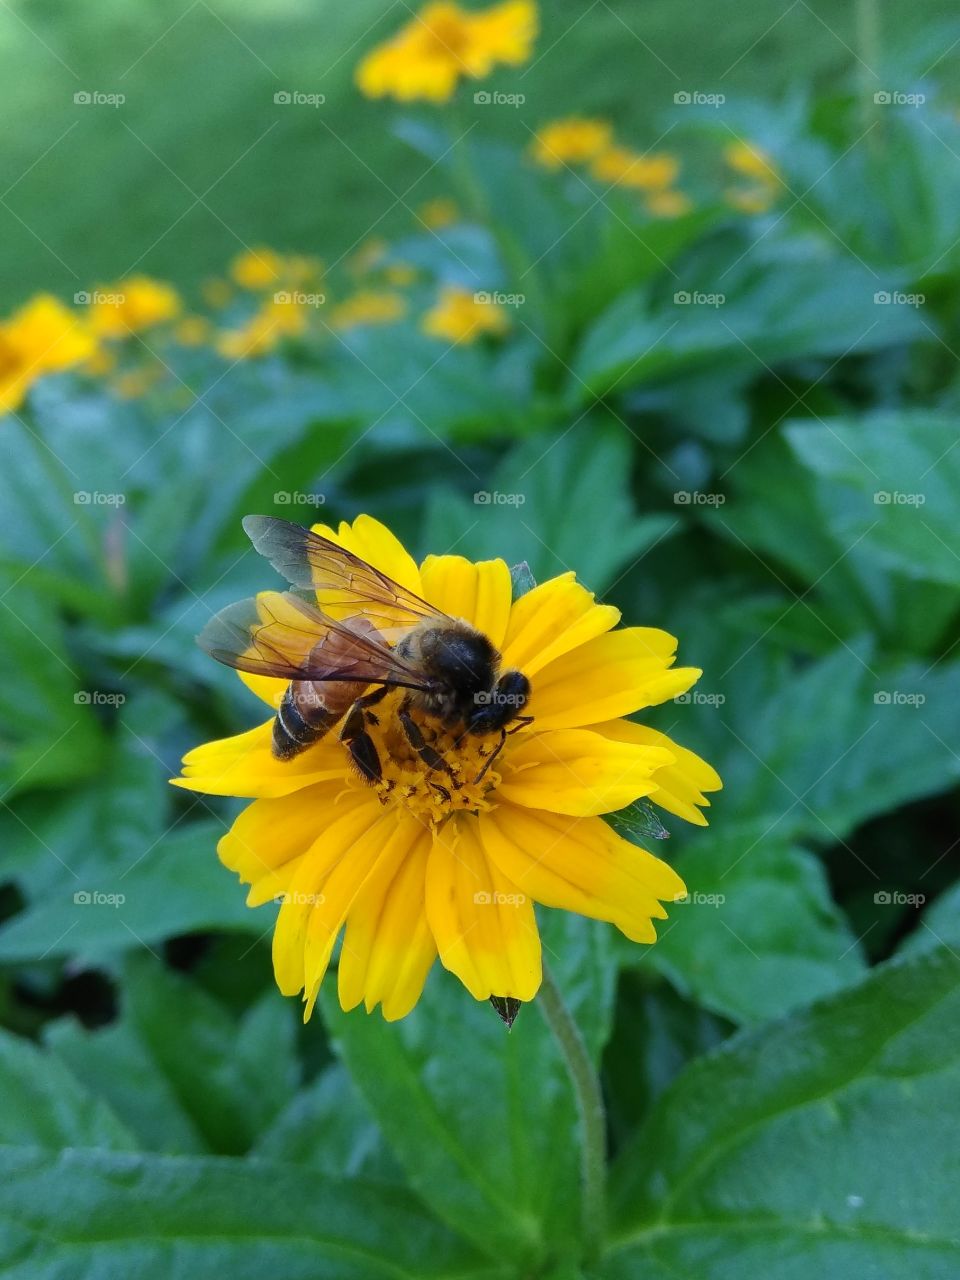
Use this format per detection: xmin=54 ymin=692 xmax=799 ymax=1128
xmin=398 ymin=706 xmax=454 ymax=777
xmin=473 ymin=729 xmax=507 ymax=785
xmin=507 ymin=715 xmax=534 ymax=733
xmin=339 ymin=690 xmax=388 ymax=784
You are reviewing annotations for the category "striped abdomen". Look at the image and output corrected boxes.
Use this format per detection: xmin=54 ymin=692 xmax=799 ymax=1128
xmin=272 ymin=679 xmax=363 ymax=760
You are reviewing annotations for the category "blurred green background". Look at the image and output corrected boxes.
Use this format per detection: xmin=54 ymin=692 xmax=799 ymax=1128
xmin=3 ymin=0 xmax=960 ymax=1276
xmin=0 ymin=0 xmax=956 ymax=300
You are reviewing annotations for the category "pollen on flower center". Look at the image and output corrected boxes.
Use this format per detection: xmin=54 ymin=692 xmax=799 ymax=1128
xmin=357 ymin=692 xmax=503 ymax=829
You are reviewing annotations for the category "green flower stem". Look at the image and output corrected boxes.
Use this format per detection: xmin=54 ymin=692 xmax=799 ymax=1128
xmin=538 ymin=961 xmax=607 ymax=1264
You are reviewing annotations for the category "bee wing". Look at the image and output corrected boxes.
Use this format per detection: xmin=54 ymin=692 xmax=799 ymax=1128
xmin=197 ymin=589 xmax=437 ymax=690
xmin=242 ymin=515 xmax=449 ymax=636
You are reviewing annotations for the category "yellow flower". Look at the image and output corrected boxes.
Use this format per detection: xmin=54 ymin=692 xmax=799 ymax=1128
xmin=202 ymin=278 xmax=233 ymax=309
xmin=645 ymin=189 xmax=693 ymax=218
xmin=89 ymin=276 xmax=181 ymax=338
xmin=346 ymin=238 xmax=389 ymax=277
xmin=0 ymin=294 xmax=97 ymax=413
xmin=419 ymin=197 xmax=460 ymax=229
xmin=356 ymin=0 xmax=538 ymax=104
xmin=726 ymin=185 xmax=777 ymax=215
xmin=173 ymin=515 xmax=721 ymax=1021
xmin=217 ymin=297 xmax=307 ymax=360
xmin=590 ymin=147 xmax=679 ymax=191
xmin=531 ymin=117 xmax=612 ymax=168
xmin=330 ymin=290 xmax=407 ymax=330
xmin=422 ymin=284 xmax=508 ymax=343
xmin=230 ymin=247 xmax=286 ymax=290
xmin=384 ymin=262 xmax=418 ymax=287
xmin=724 ymin=140 xmax=780 ymax=185
xmin=173 ymin=315 xmax=213 ymax=346
xmin=111 ymin=365 xmax=163 ymax=399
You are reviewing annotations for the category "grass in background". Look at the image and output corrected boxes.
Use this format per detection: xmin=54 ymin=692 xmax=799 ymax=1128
xmin=0 ymin=0 xmax=954 ymax=303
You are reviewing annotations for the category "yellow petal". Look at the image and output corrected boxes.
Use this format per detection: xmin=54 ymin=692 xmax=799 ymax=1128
xmin=217 ymin=782 xmax=357 ymax=903
xmin=591 ymin=719 xmax=722 ymax=826
xmin=498 ymin=728 xmax=674 ymax=816
xmin=425 ymin=814 xmax=541 ymax=1002
xmin=501 ymin=573 xmax=620 ymax=677
xmin=526 ymin=629 xmax=701 ymax=730
xmin=172 ymin=719 xmax=347 ymax=798
xmin=418 ymin=555 xmax=513 ymax=648
xmin=237 ymin=670 xmax=287 ymax=709
xmin=338 ymin=821 xmax=437 ymax=1020
xmin=479 ymin=804 xmax=685 ymax=943
xmin=271 ymin=796 xmax=388 ymax=998
xmin=311 ymin=513 xmax=422 ymax=596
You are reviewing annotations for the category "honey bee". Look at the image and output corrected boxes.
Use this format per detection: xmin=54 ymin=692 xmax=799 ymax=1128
xmin=198 ymin=516 xmax=532 ymax=783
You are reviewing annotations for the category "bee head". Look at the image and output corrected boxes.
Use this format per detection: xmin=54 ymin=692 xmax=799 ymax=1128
xmin=466 ymin=670 xmax=530 ymax=735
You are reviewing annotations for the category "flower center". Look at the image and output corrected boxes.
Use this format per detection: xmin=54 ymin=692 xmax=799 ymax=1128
xmin=357 ymin=691 xmax=502 ymax=830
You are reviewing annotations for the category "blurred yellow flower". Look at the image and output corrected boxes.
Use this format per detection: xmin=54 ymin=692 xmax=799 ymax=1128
xmin=174 ymin=513 xmax=720 ymax=1020
xmin=384 ymin=262 xmax=418 ymax=287
xmin=217 ymin=297 xmax=307 ymax=360
xmin=330 ymin=290 xmax=407 ymax=330
xmin=356 ymin=0 xmax=538 ymax=104
xmin=422 ymin=284 xmax=508 ymax=343
xmin=0 ymin=294 xmax=97 ymax=413
xmin=112 ymin=365 xmax=163 ymax=400
xmin=347 ymin=238 xmax=389 ymax=277
xmin=174 ymin=315 xmax=213 ymax=346
xmin=726 ymin=186 xmax=777 ymax=215
xmin=645 ymin=189 xmax=693 ymax=218
xmin=89 ymin=276 xmax=181 ymax=338
xmin=419 ymin=197 xmax=460 ymax=229
xmin=202 ymin=278 xmax=233 ymax=309
xmin=724 ymin=140 xmax=780 ymax=185
xmin=590 ymin=147 xmax=679 ymax=191
xmin=530 ymin=117 xmax=612 ymax=168
xmin=230 ymin=247 xmax=286 ymax=290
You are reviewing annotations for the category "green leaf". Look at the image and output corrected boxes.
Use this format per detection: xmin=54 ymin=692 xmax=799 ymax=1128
xmin=45 ymin=956 xmax=297 ymax=1156
xmin=645 ymin=835 xmax=866 ymax=1023
xmin=573 ymin=253 xmax=921 ymax=399
xmin=0 ymin=1027 xmax=135 ymax=1150
xmin=323 ymin=916 xmax=616 ymax=1267
xmin=252 ymin=1064 xmax=403 ymax=1181
xmin=424 ymin=419 xmax=677 ymax=591
xmin=787 ymin=410 xmax=960 ymax=590
xmin=0 ymin=1148 xmax=505 ymax=1280
xmin=0 ymin=821 xmax=254 ymax=964
xmin=605 ymin=947 xmax=960 ymax=1278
